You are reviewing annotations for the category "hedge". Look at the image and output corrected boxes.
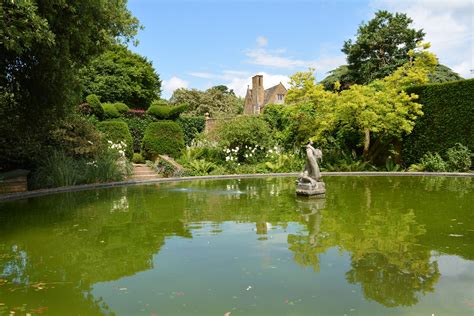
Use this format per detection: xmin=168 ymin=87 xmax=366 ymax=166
xmin=142 ymin=121 xmax=185 ymax=159
xmin=122 ymin=114 xmax=156 ymax=152
xmin=177 ymin=115 xmax=205 ymax=145
xmin=402 ymin=79 xmax=474 ymax=165
xmin=85 ymin=94 xmax=104 ymax=119
xmin=97 ymin=121 xmax=133 ymax=159
xmin=113 ymin=102 xmax=130 ymax=114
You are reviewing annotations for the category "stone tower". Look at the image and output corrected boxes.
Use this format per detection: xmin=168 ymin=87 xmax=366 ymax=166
xmin=251 ymin=75 xmax=264 ymax=114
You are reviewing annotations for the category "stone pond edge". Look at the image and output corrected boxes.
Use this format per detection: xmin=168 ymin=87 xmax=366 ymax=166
xmin=0 ymin=171 xmax=472 ymax=202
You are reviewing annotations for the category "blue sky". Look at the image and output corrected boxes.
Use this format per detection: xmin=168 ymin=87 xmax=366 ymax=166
xmin=127 ymin=0 xmax=473 ymax=98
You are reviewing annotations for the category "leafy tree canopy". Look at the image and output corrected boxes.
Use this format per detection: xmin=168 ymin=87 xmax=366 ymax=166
xmin=342 ymin=10 xmax=425 ymax=84
xmin=0 ymin=0 xmax=139 ymax=169
xmin=284 ymin=45 xmax=437 ymax=162
xmin=80 ymin=44 xmax=161 ymax=109
xmin=170 ymin=86 xmax=243 ymax=117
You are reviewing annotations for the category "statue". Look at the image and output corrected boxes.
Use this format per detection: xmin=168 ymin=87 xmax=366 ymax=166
xmin=296 ymin=142 xmax=325 ymax=197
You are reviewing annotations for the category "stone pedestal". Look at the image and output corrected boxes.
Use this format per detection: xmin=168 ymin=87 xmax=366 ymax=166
xmin=296 ymin=181 xmax=325 ymax=197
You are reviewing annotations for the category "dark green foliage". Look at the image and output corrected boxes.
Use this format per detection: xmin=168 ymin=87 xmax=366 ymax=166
xmin=79 ymin=44 xmax=161 ymax=109
xmin=97 ymin=121 xmax=133 ymax=159
xmin=122 ymin=114 xmax=156 ymax=152
xmin=402 ymin=79 xmax=474 ymax=165
xmin=177 ymin=116 xmax=206 ymax=145
xmin=48 ymin=115 xmax=104 ymax=159
xmin=147 ymin=103 xmax=187 ymax=120
xmin=419 ymin=153 xmax=448 ymax=172
xmin=0 ymin=0 xmax=139 ymax=170
xmin=102 ymin=103 xmax=121 ymax=119
xmin=429 ymin=64 xmax=464 ymax=83
xmin=342 ymin=10 xmax=425 ymax=84
xmin=85 ymin=94 xmax=105 ymax=119
xmin=320 ymin=65 xmax=353 ymax=90
xmin=114 ymin=102 xmax=130 ymax=114
xmin=142 ymin=121 xmax=185 ymax=159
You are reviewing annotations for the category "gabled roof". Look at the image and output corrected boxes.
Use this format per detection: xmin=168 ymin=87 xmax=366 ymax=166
xmin=263 ymin=83 xmax=287 ymax=105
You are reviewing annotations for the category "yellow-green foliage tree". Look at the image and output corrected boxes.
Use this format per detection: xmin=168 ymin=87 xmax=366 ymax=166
xmin=285 ymin=44 xmax=437 ymax=162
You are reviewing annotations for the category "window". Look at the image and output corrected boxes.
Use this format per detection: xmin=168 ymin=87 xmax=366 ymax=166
xmin=277 ymin=94 xmax=284 ymax=101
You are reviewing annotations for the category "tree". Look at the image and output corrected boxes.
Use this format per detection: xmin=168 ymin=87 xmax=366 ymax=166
xmin=342 ymin=10 xmax=425 ymax=84
xmin=170 ymin=86 xmax=243 ymax=117
xmin=284 ymin=45 xmax=437 ymax=162
xmin=319 ymin=65 xmax=352 ymax=91
xmin=429 ymin=64 xmax=463 ymax=83
xmin=79 ymin=44 xmax=161 ymax=109
xmin=0 ymin=0 xmax=139 ymax=170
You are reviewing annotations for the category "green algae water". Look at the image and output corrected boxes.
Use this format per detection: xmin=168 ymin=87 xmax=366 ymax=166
xmin=0 ymin=176 xmax=473 ymax=316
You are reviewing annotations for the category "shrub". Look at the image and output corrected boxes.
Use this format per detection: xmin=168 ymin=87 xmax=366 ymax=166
xmin=132 ymin=153 xmax=145 ymax=164
xmin=122 ymin=114 xmax=156 ymax=152
xmin=177 ymin=115 xmax=206 ymax=145
xmin=85 ymin=94 xmax=105 ymax=119
xmin=445 ymin=143 xmax=471 ymax=172
xmin=403 ymin=79 xmax=474 ymax=165
xmin=102 ymin=103 xmax=121 ymax=119
xmin=97 ymin=121 xmax=133 ymax=159
xmin=147 ymin=102 xmax=187 ymax=120
xmin=114 ymin=102 xmax=130 ymax=114
xmin=48 ymin=115 xmax=103 ymax=159
xmin=210 ymin=116 xmax=273 ymax=163
xmin=419 ymin=152 xmax=447 ymax=172
xmin=142 ymin=121 xmax=185 ymax=159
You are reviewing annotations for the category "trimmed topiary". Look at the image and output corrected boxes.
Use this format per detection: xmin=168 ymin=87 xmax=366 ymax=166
xmin=147 ymin=103 xmax=187 ymax=120
xmin=97 ymin=121 xmax=133 ymax=159
xmin=85 ymin=94 xmax=105 ymax=119
xmin=102 ymin=103 xmax=121 ymax=119
xmin=142 ymin=121 xmax=185 ymax=159
xmin=114 ymin=102 xmax=130 ymax=114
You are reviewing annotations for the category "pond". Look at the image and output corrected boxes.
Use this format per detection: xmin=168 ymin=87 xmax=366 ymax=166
xmin=0 ymin=176 xmax=473 ymax=316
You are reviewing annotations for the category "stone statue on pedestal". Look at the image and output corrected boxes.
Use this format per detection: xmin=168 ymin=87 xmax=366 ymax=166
xmin=296 ymin=142 xmax=325 ymax=197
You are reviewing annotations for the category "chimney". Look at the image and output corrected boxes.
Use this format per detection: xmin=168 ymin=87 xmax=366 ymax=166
xmin=251 ymin=75 xmax=264 ymax=114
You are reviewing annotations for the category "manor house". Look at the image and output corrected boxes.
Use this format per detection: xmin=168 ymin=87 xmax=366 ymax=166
xmin=243 ymin=75 xmax=287 ymax=115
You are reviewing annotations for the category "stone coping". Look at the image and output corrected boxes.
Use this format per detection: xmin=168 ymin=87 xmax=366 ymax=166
xmin=0 ymin=171 xmax=472 ymax=202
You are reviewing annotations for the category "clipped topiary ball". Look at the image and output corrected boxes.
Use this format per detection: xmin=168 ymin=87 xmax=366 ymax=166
xmin=85 ymin=94 xmax=105 ymax=119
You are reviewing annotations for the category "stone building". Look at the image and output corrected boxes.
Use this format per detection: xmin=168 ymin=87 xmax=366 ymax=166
xmin=243 ymin=75 xmax=287 ymax=114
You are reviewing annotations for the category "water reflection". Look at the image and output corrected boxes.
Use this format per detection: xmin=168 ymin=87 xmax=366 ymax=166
xmin=0 ymin=176 xmax=472 ymax=315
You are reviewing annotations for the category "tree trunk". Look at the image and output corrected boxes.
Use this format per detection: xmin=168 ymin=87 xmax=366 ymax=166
xmin=363 ymin=129 xmax=370 ymax=159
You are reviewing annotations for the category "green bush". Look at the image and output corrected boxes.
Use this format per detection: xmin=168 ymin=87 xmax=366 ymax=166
xmin=102 ymin=103 xmax=121 ymax=119
xmin=97 ymin=121 xmax=133 ymax=159
xmin=114 ymin=102 xmax=130 ymax=114
xmin=177 ymin=115 xmax=206 ymax=145
xmin=419 ymin=153 xmax=447 ymax=172
xmin=48 ymin=115 xmax=103 ymax=159
xmin=147 ymin=102 xmax=187 ymax=120
xmin=210 ymin=115 xmax=273 ymax=163
xmin=446 ymin=143 xmax=471 ymax=172
xmin=402 ymin=79 xmax=474 ymax=165
xmin=142 ymin=121 xmax=185 ymax=159
xmin=122 ymin=114 xmax=156 ymax=152
xmin=85 ymin=94 xmax=105 ymax=119
xmin=132 ymin=153 xmax=145 ymax=164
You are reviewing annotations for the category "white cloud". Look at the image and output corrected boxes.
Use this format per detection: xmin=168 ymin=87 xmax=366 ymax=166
xmin=370 ymin=0 xmax=473 ymax=78
xmin=245 ymin=47 xmax=345 ymax=75
xmin=256 ymin=36 xmax=268 ymax=47
xmin=162 ymin=76 xmax=189 ymax=95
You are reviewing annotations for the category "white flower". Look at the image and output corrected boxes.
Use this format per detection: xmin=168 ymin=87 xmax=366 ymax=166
xmin=235 ymin=146 xmax=239 ymax=151
xmin=225 ymin=156 xmax=231 ymax=161
xmin=108 ymin=140 xmax=113 ymax=144
xmin=244 ymin=154 xmax=248 ymax=158
xmin=269 ymin=149 xmax=273 ymax=154
xmin=87 ymin=140 xmax=93 ymax=145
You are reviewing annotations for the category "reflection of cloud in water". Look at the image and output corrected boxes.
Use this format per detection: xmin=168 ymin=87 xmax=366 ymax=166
xmin=436 ymin=254 xmax=474 ymax=277
xmin=166 ymin=187 xmax=245 ymax=195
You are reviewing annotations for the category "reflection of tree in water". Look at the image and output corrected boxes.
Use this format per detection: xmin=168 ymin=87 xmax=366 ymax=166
xmin=0 ymin=187 xmax=191 ymax=315
xmin=287 ymin=177 xmax=443 ymax=307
